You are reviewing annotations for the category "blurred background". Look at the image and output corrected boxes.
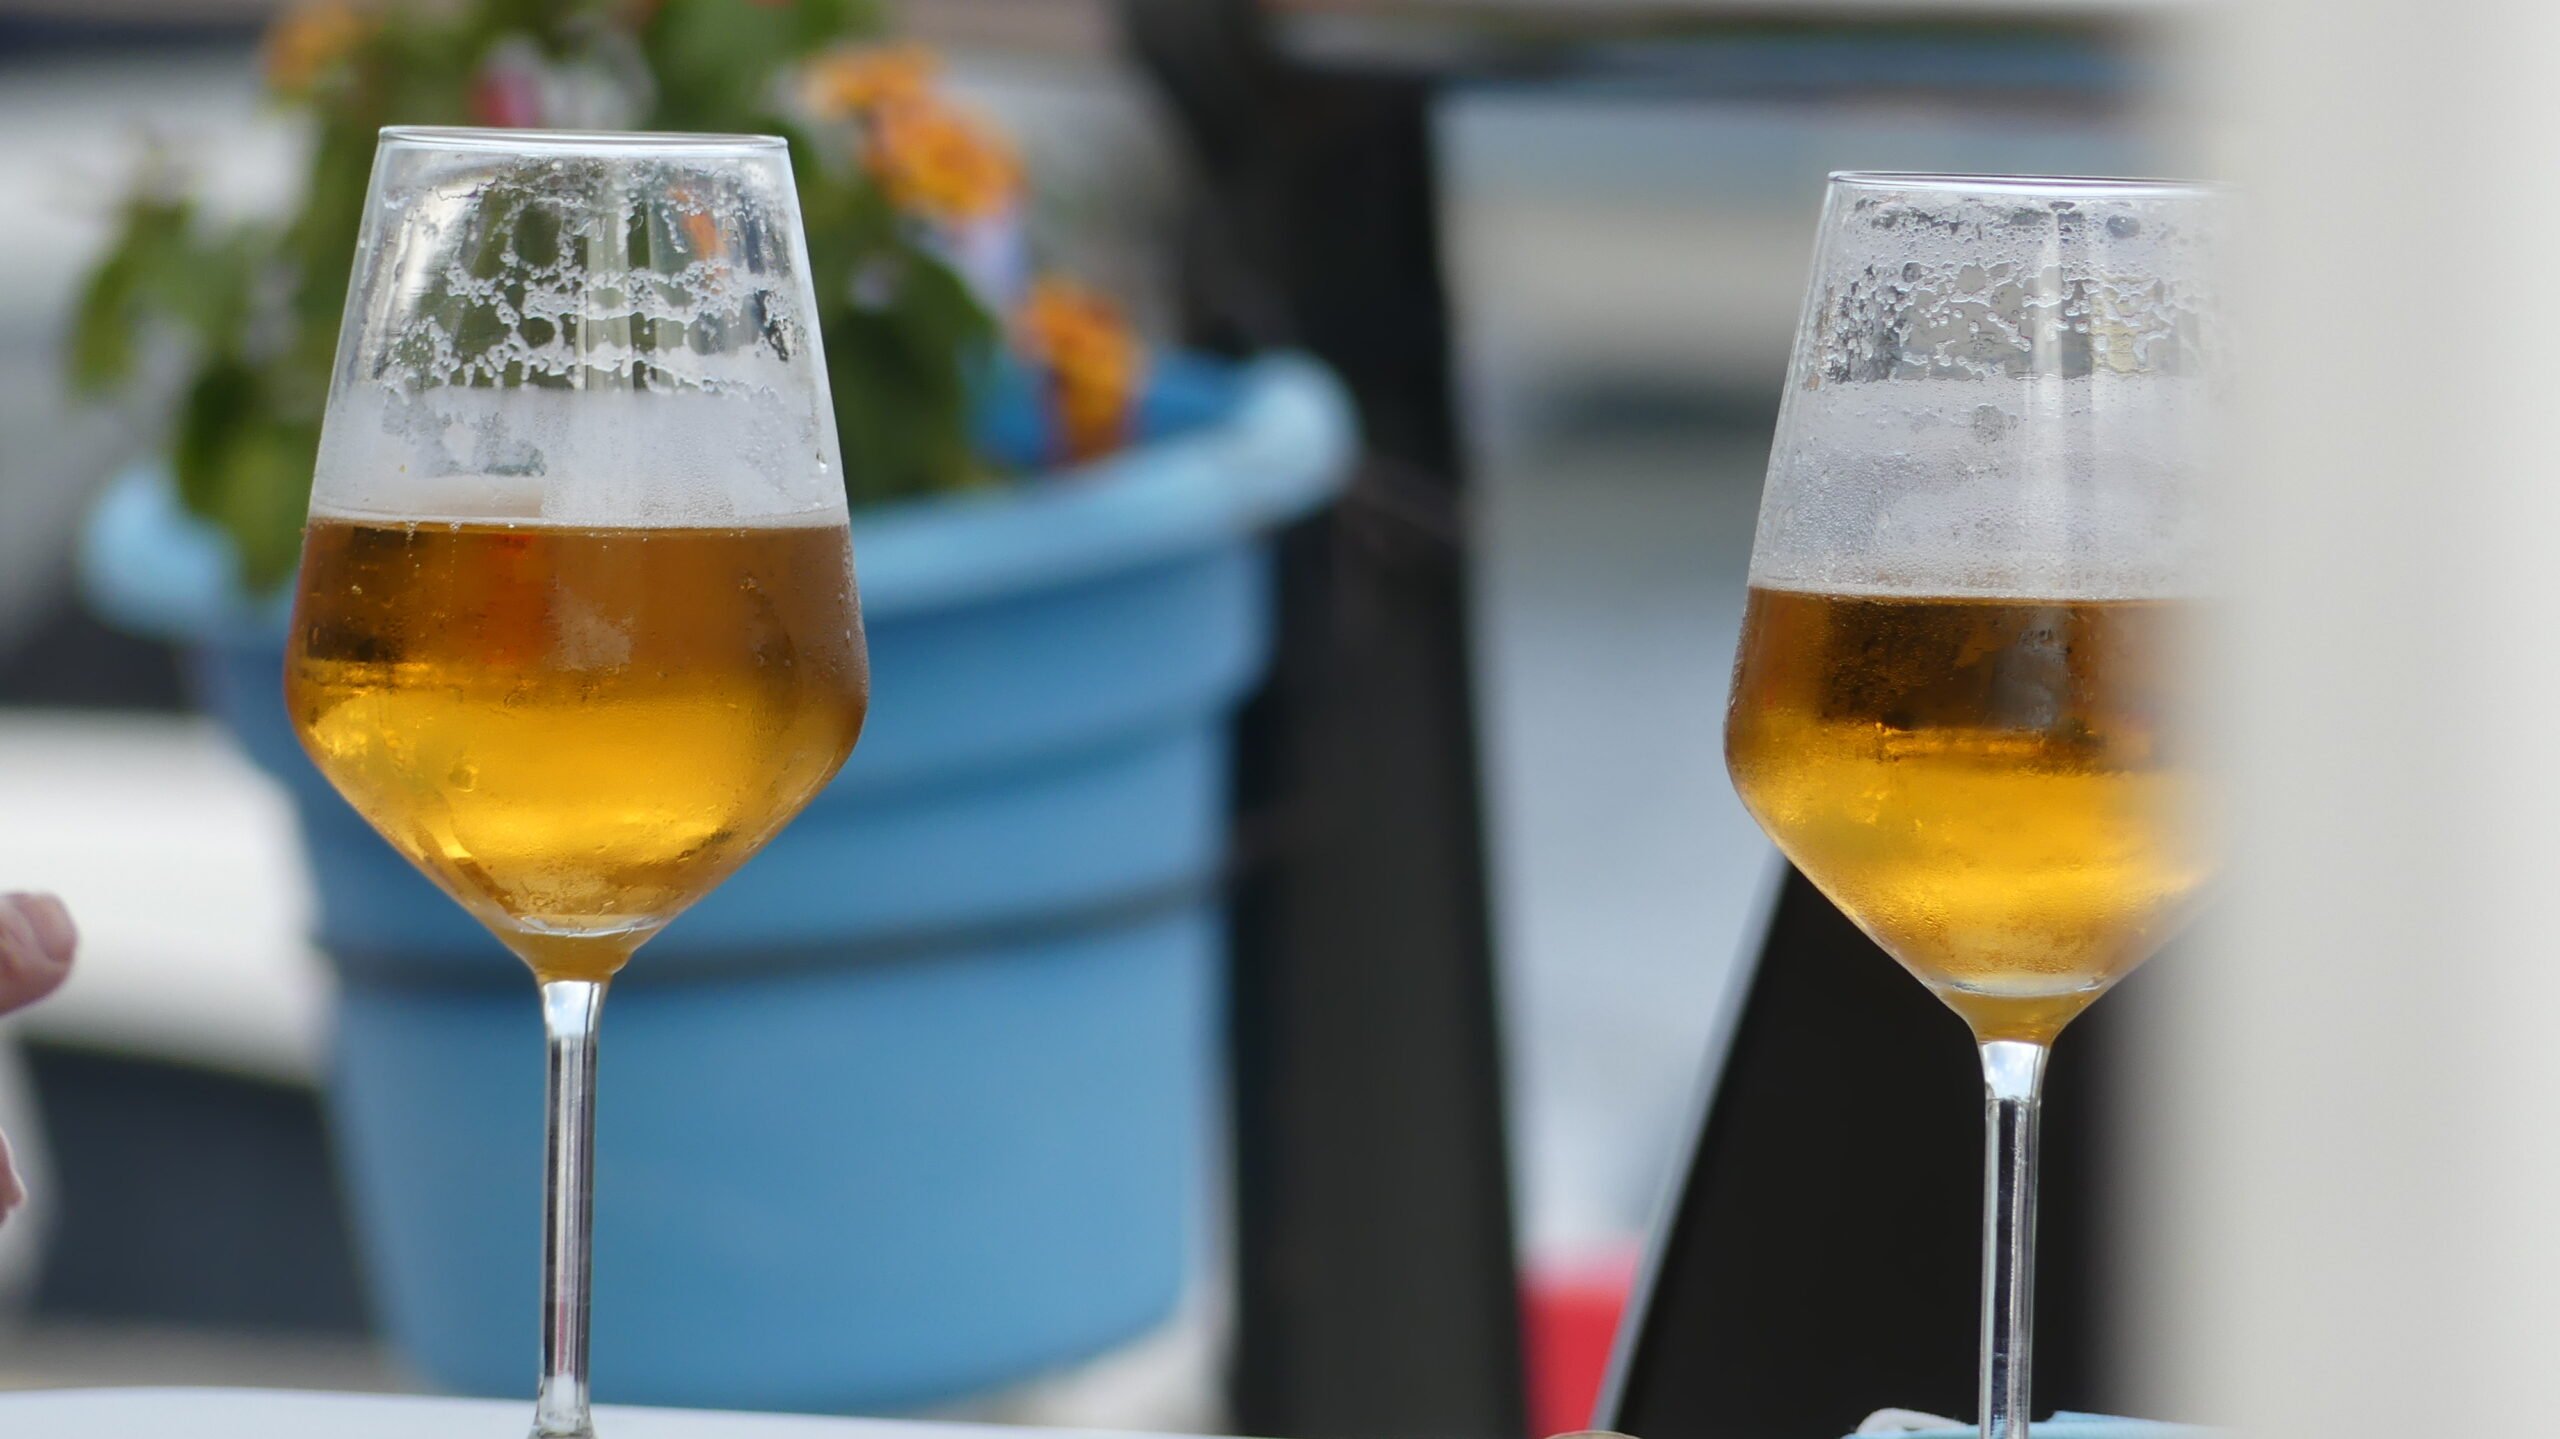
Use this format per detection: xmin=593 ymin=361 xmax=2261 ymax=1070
xmin=0 ymin=0 xmax=2185 ymax=1434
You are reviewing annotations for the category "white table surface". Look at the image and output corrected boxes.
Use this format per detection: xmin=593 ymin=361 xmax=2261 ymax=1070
xmin=0 ymin=1388 xmax=1177 ymax=1439
xmin=0 ymin=713 xmax=328 ymax=1083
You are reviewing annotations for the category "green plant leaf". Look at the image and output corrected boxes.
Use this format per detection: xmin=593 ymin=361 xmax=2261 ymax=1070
xmin=644 ymin=0 xmax=880 ymax=130
xmin=67 ymin=195 xmax=196 ymax=391
xmin=174 ymin=361 xmax=321 ymax=591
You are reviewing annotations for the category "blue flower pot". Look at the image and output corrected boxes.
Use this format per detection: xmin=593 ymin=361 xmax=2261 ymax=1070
xmin=81 ymin=355 xmax=1353 ymax=1412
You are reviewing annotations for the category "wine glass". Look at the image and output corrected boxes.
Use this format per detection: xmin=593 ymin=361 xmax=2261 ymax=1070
xmin=1725 ymin=173 xmax=2220 ymax=1439
xmin=285 ymin=128 xmax=870 ymax=1439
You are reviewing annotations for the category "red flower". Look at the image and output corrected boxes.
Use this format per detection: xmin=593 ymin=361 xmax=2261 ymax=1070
xmin=469 ymin=62 xmax=543 ymax=128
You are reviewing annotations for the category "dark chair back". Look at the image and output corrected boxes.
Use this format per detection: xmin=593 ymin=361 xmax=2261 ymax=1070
xmin=1596 ymin=864 xmax=2178 ymax=1439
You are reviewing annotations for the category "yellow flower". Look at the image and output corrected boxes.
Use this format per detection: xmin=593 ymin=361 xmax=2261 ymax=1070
xmin=864 ymin=97 xmax=1021 ymax=224
xmin=264 ymin=0 xmax=370 ymax=98
xmin=1016 ymin=279 xmax=1145 ymax=463
xmin=803 ymin=42 xmax=940 ymax=121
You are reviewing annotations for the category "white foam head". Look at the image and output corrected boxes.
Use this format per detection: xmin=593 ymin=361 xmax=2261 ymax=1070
xmin=312 ymin=128 xmax=848 ymax=528
xmin=1750 ymin=173 xmax=2226 ymax=600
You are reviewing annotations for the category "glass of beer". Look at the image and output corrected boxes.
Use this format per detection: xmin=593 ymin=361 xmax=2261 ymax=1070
xmin=285 ymin=129 xmax=870 ymax=1439
xmin=1725 ymin=174 xmax=2219 ymax=1439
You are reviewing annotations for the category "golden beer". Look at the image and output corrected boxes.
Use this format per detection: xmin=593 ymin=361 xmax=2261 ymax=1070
xmin=286 ymin=516 xmax=869 ymax=981
xmin=1724 ymin=586 xmax=2203 ymax=1041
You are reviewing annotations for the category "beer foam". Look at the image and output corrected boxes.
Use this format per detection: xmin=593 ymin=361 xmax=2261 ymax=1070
xmin=313 ymin=384 xmax=841 ymax=528
xmin=311 ymin=134 xmax=848 ymax=529
xmin=1748 ymin=374 xmax=2215 ymax=599
xmin=1747 ymin=177 xmax=2223 ymax=601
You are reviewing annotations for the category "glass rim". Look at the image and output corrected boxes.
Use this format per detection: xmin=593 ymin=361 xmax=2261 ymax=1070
xmin=1828 ymin=170 xmax=2222 ymax=200
xmin=378 ymin=125 xmax=789 ymax=156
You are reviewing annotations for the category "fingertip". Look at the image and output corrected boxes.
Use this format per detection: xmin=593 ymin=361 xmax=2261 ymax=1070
xmin=13 ymin=893 xmax=74 ymax=967
xmin=0 ymin=894 xmax=73 ymax=1009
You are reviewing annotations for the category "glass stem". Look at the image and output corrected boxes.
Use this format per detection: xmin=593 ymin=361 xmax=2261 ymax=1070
xmin=1978 ymin=1038 xmax=2049 ymax=1439
xmin=535 ymin=979 xmax=605 ymax=1439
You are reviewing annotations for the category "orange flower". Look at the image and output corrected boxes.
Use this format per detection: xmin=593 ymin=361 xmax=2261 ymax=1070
xmin=679 ymin=206 xmax=724 ymax=259
xmin=1016 ymin=279 xmax=1145 ymax=463
xmin=864 ymin=97 xmax=1021 ymax=225
xmin=803 ymin=42 xmax=940 ymax=121
xmin=263 ymin=0 xmax=370 ymax=97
